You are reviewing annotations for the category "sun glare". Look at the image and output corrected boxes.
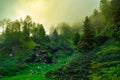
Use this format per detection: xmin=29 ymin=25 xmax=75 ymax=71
xmin=14 ymin=0 xmax=46 ymax=21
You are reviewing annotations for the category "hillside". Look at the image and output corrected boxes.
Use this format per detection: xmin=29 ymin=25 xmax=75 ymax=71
xmin=0 ymin=52 xmax=77 ymax=80
xmin=1 ymin=40 xmax=119 ymax=80
xmin=45 ymin=40 xmax=120 ymax=80
xmin=0 ymin=0 xmax=120 ymax=80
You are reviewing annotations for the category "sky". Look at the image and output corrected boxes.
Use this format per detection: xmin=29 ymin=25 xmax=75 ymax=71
xmin=0 ymin=0 xmax=100 ymax=33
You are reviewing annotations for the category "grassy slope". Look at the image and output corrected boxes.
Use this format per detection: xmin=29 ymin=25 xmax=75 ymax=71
xmin=46 ymin=40 xmax=120 ymax=80
xmin=91 ymin=40 xmax=120 ymax=80
xmin=0 ymin=52 xmax=77 ymax=80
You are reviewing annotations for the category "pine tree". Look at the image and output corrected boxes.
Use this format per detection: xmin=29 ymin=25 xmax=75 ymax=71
xmin=23 ymin=16 xmax=32 ymax=40
xmin=77 ymin=16 xmax=95 ymax=51
xmin=111 ymin=0 xmax=120 ymax=24
xmin=52 ymin=29 xmax=59 ymax=42
xmin=50 ymin=29 xmax=60 ymax=53
xmin=32 ymin=24 xmax=49 ymax=48
xmin=110 ymin=0 xmax=120 ymax=40
xmin=37 ymin=24 xmax=47 ymax=46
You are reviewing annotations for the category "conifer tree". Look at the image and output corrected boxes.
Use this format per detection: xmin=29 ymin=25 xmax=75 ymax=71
xmin=110 ymin=0 xmax=120 ymax=40
xmin=32 ymin=24 xmax=50 ymax=48
xmin=23 ymin=16 xmax=32 ymax=40
xmin=77 ymin=16 xmax=95 ymax=51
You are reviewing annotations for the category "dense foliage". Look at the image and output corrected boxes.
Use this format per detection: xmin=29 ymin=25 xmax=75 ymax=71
xmin=0 ymin=0 xmax=120 ymax=80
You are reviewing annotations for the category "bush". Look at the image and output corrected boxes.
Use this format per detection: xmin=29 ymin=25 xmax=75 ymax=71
xmin=95 ymin=35 xmax=108 ymax=45
xmin=0 ymin=57 xmax=27 ymax=77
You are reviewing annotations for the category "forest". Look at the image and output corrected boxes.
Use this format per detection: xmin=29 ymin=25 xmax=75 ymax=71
xmin=0 ymin=0 xmax=120 ymax=80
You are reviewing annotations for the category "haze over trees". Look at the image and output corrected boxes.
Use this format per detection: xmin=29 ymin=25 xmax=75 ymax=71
xmin=0 ymin=0 xmax=120 ymax=80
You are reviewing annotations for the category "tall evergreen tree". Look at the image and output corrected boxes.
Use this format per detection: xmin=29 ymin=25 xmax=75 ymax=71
xmin=100 ymin=0 xmax=120 ymax=40
xmin=100 ymin=0 xmax=112 ymax=23
xmin=23 ymin=16 xmax=32 ymax=40
xmin=111 ymin=0 xmax=120 ymax=24
xmin=50 ymin=29 xmax=59 ymax=52
xmin=32 ymin=24 xmax=49 ymax=48
xmin=77 ymin=16 xmax=95 ymax=51
xmin=51 ymin=29 xmax=59 ymax=42
xmin=110 ymin=0 xmax=120 ymax=40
